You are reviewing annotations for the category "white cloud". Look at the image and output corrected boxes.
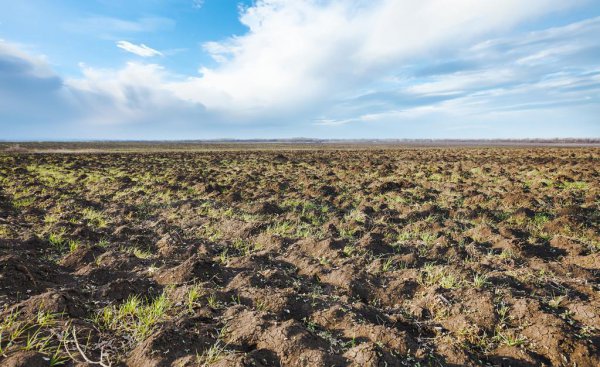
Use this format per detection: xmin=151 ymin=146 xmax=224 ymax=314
xmin=116 ymin=41 xmax=163 ymax=57
xmin=165 ymin=0 xmax=578 ymax=118
xmin=320 ymin=14 xmax=600 ymax=127
xmin=0 ymin=39 xmax=55 ymax=78
xmin=2 ymin=1 xmax=599 ymax=139
xmin=63 ymin=62 xmax=208 ymax=125
xmin=0 ymin=40 xmax=206 ymax=133
xmin=405 ymin=69 xmax=518 ymax=96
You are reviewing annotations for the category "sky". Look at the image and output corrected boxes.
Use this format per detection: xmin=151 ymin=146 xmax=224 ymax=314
xmin=0 ymin=0 xmax=599 ymax=140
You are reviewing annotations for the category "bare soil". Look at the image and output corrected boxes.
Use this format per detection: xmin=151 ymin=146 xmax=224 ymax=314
xmin=0 ymin=147 xmax=598 ymax=366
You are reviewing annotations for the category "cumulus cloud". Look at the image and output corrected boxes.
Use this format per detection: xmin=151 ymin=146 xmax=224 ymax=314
xmin=65 ymin=62 xmax=205 ymax=125
xmin=0 ymin=40 xmax=70 ymax=120
xmin=116 ymin=41 xmax=163 ymax=57
xmin=0 ymin=40 xmax=206 ymax=138
xmin=167 ymin=0 xmax=579 ymax=117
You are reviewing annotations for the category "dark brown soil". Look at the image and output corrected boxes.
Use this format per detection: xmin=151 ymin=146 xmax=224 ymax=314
xmin=0 ymin=147 xmax=598 ymax=366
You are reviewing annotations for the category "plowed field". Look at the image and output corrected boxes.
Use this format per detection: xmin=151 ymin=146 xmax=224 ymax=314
xmin=1 ymin=147 xmax=598 ymax=366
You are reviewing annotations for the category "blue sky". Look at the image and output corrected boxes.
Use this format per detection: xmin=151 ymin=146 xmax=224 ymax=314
xmin=1 ymin=0 xmax=599 ymax=140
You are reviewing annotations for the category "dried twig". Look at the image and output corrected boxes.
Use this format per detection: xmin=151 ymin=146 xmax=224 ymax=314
xmin=66 ymin=327 xmax=112 ymax=367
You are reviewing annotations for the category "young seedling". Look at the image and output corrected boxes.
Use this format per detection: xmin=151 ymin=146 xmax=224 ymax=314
xmin=207 ymin=294 xmax=220 ymax=310
xmin=197 ymin=340 xmax=228 ymax=366
xmin=343 ymin=245 xmax=357 ymax=257
xmin=82 ymin=208 xmax=108 ymax=228
xmin=68 ymin=240 xmax=80 ymax=253
xmin=318 ymin=257 xmax=331 ymax=266
xmin=187 ymin=284 xmax=203 ymax=313
xmin=381 ymin=257 xmax=394 ymax=273
xmin=472 ymin=273 xmax=490 ymax=289
xmin=95 ymin=292 xmax=172 ymax=342
xmin=132 ymin=247 xmax=153 ymax=259
xmin=255 ymin=299 xmax=269 ymax=312
xmin=219 ymin=248 xmax=230 ymax=265
xmin=495 ymin=331 xmax=526 ymax=347
xmin=548 ymin=295 xmax=565 ymax=309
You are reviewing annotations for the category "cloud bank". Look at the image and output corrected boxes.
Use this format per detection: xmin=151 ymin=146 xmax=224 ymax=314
xmin=0 ymin=40 xmax=206 ymax=139
xmin=177 ymin=0 xmax=577 ymax=114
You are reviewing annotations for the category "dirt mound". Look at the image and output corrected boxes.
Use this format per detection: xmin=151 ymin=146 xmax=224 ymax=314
xmin=223 ymin=307 xmax=347 ymax=366
xmin=293 ymin=237 xmax=343 ymax=258
xmin=59 ymin=245 xmax=105 ymax=270
xmin=0 ymin=254 xmax=74 ymax=301
xmin=511 ymin=298 xmax=600 ymax=366
xmin=1 ymin=351 xmax=47 ymax=367
xmin=95 ymin=277 xmax=162 ymax=302
xmin=155 ymin=255 xmax=221 ymax=285
xmin=127 ymin=319 xmax=216 ymax=367
xmin=6 ymin=289 xmax=87 ymax=318
xmin=220 ymin=219 xmax=264 ymax=239
xmin=249 ymin=201 xmax=283 ymax=215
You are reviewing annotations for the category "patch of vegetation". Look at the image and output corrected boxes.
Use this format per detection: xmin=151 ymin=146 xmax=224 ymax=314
xmin=94 ymin=292 xmax=172 ymax=341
